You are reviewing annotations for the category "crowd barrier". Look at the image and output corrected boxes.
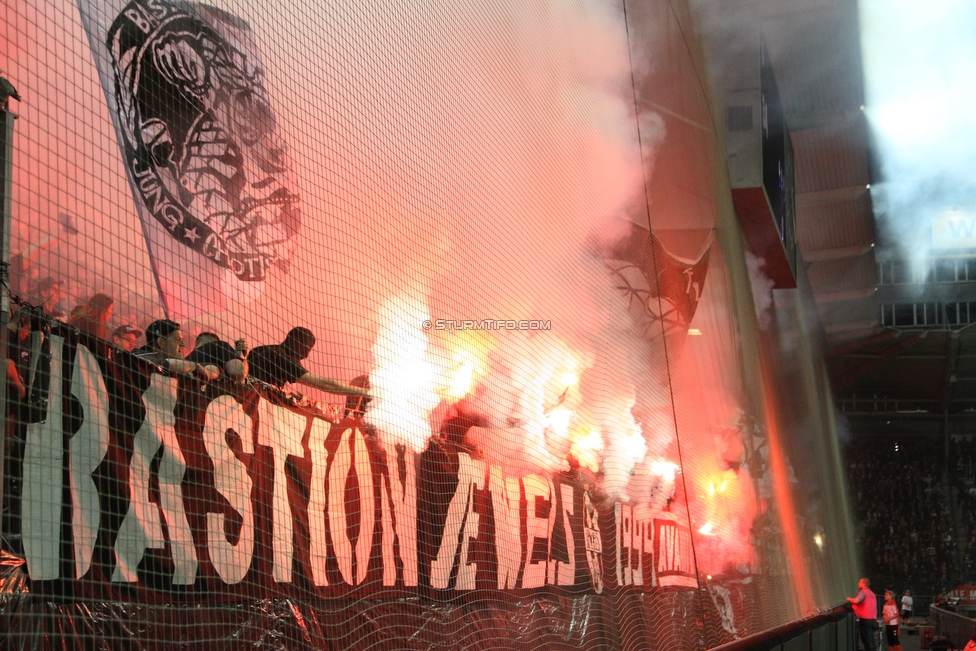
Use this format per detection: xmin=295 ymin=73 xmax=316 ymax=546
xmin=709 ymin=605 xmax=856 ymax=651
xmin=931 ymin=605 xmax=976 ymax=650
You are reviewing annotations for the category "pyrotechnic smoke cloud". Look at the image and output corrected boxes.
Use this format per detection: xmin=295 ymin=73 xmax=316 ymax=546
xmin=860 ymin=0 xmax=976 ymax=270
xmin=745 ymin=252 xmax=775 ymax=330
xmin=350 ymin=0 xmax=679 ymax=513
xmin=9 ymin=0 xmax=682 ymax=515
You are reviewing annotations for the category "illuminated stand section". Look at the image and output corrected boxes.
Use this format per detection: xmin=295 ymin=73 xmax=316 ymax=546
xmin=0 ymin=0 xmax=857 ymax=648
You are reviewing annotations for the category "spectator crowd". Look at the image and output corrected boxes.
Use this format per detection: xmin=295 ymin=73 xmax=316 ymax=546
xmin=846 ymin=439 xmax=957 ymax=597
xmin=950 ymin=438 xmax=976 ymax=584
xmin=6 ymin=277 xmax=371 ymax=402
xmin=3 ymin=278 xmax=372 ymax=556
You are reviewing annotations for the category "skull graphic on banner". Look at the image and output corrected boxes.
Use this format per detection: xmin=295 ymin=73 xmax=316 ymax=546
xmin=107 ymin=0 xmax=301 ymax=284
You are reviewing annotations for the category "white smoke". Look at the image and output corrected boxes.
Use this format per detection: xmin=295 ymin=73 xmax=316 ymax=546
xmin=745 ymin=252 xmax=775 ymax=330
xmin=861 ymin=0 xmax=976 ymax=271
xmin=6 ymin=0 xmax=682 ymax=519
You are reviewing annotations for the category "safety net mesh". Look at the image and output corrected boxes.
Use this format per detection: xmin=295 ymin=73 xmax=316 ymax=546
xmin=0 ymin=0 xmax=858 ymax=648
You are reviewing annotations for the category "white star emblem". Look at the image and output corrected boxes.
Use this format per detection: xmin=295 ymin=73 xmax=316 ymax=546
xmin=184 ymin=226 xmax=200 ymax=243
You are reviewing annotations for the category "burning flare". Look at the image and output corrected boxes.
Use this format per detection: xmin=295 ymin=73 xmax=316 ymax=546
xmin=368 ymin=294 xmax=441 ymax=450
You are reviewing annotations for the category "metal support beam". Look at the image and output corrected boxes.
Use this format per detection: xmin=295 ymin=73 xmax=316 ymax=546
xmin=804 ymin=243 xmax=874 ymax=263
xmin=828 ymin=330 xmax=900 ymax=358
xmin=836 ymin=331 xmax=923 ymax=390
xmin=787 ymin=106 xmax=865 ymax=132
xmin=815 ymin=287 xmax=877 ymax=304
xmin=838 ymin=353 xmax=946 ymax=360
xmin=826 ymin=326 xmax=887 ymax=346
xmin=796 ymin=184 xmax=870 ymax=208
xmin=825 ymin=320 xmax=880 ymax=336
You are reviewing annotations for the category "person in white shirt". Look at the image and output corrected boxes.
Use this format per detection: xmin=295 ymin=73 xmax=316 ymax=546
xmin=901 ymin=590 xmax=913 ymax=622
xmin=884 ymin=591 xmax=901 ymax=651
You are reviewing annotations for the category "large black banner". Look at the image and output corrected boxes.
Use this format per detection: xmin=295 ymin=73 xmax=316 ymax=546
xmin=7 ymin=328 xmax=702 ymax=601
xmin=0 ymin=327 xmax=771 ymax=650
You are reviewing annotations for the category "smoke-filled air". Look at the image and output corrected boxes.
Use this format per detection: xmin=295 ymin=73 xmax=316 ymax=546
xmin=7 ymin=0 xmax=690 ymax=522
xmin=861 ymin=0 xmax=976 ymax=270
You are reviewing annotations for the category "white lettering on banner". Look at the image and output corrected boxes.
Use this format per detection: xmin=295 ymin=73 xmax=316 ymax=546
xmin=379 ymin=442 xmax=418 ymax=587
xmin=633 ymin=518 xmax=644 ymax=586
xmin=328 ymin=427 xmax=353 ymax=583
xmin=616 ymin=504 xmax=628 ymax=586
xmin=113 ymin=376 xmax=168 ymax=582
xmin=455 ymin=455 xmax=486 ymax=591
xmin=488 ymin=467 xmax=521 ymax=589
xmin=542 ymin=478 xmax=559 ymax=585
xmin=113 ymin=375 xmax=197 ymax=584
xmin=122 ymin=7 xmax=151 ymax=33
xmin=328 ymin=426 xmax=375 ymax=585
xmin=659 ymin=524 xmax=683 ymax=573
xmin=307 ymin=418 xmax=331 ymax=586
xmin=582 ymin=492 xmax=603 ymax=593
xmin=552 ymin=482 xmax=576 ymax=586
xmin=616 ymin=504 xmax=649 ymax=587
xmin=144 ymin=0 xmax=173 ymax=21
xmin=154 ymin=383 xmax=198 ymax=586
xmin=258 ymin=401 xmax=306 ymax=583
xmin=69 ymin=345 xmax=111 ymax=578
xmin=351 ymin=426 xmax=375 ymax=586
xmin=22 ymin=335 xmax=64 ymax=580
xmin=432 ymin=453 xmax=486 ymax=590
xmin=377 ymin=448 xmax=396 ymax=587
xmin=19 ymin=345 xmax=624 ymax=594
xmin=522 ymin=474 xmax=551 ymax=589
xmin=204 ymin=395 xmax=255 ymax=584
xmin=642 ymin=515 xmax=653 ymax=585
xmin=655 ymin=518 xmax=696 ymax=588
xmin=950 ymin=220 xmax=976 ymax=239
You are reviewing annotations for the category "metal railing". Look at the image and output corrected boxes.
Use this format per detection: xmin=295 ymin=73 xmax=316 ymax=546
xmin=878 ymin=258 xmax=976 ymax=286
xmin=708 ymin=605 xmax=856 ymax=651
xmin=880 ymin=301 xmax=976 ymax=329
xmin=931 ymin=605 xmax=976 ymax=649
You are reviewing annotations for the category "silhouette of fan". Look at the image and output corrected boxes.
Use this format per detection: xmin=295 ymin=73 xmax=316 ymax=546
xmin=59 ymin=212 xmax=79 ymax=235
xmin=0 ymin=72 xmax=20 ymax=109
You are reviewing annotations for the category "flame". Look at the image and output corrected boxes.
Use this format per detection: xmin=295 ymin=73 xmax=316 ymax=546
xmin=446 ymin=359 xmax=476 ymax=399
xmin=620 ymin=425 xmax=648 ymax=467
xmin=439 ymin=331 xmax=492 ymax=400
xmin=703 ymin=470 xmax=736 ymax=498
xmin=651 ymin=460 xmax=679 ymax=482
xmin=368 ymin=294 xmax=442 ymax=450
xmin=684 ymin=460 xmax=753 ymax=574
xmin=369 ymin=297 xmax=662 ymax=508
xmin=547 ymin=407 xmax=574 ymax=439
xmin=569 ymin=428 xmax=604 ymax=472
